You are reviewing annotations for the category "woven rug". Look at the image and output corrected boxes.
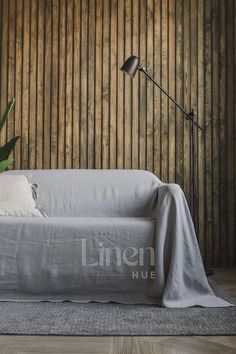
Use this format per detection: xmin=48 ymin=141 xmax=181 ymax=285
xmin=0 ymin=280 xmax=235 ymax=336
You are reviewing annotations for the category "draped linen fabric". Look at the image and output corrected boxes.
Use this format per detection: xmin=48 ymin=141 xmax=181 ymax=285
xmin=0 ymin=169 xmax=232 ymax=307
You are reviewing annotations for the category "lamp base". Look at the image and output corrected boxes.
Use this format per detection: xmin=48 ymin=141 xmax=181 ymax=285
xmin=205 ymin=268 xmax=214 ymax=277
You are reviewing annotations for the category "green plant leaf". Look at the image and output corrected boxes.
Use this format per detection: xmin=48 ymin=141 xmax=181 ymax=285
xmin=0 ymin=98 xmax=18 ymax=171
xmin=0 ymin=98 xmax=15 ymax=133
xmin=0 ymin=136 xmax=20 ymax=162
xmin=0 ymin=158 xmax=14 ymax=173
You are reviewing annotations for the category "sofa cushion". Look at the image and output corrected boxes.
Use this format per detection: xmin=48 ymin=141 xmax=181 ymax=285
xmin=5 ymin=169 xmax=162 ymax=217
xmin=0 ymin=174 xmax=45 ymax=217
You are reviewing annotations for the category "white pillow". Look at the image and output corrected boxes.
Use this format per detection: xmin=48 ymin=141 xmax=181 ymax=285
xmin=0 ymin=174 xmax=45 ymax=217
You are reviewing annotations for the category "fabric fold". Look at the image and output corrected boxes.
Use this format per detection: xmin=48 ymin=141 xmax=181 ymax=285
xmin=154 ymin=183 xmax=232 ymax=307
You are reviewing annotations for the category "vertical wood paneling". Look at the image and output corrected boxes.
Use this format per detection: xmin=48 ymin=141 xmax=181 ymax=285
xmin=8 ymin=0 xmax=16 ymax=147
xmin=234 ymin=1 xmax=236 ymax=264
xmin=22 ymin=0 xmax=30 ymax=169
xmin=29 ymin=0 xmax=37 ymax=169
xmin=139 ymin=0 xmax=147 ymax=170
xmin=190 ymin=0 xmax=198 ymax=228
xmin=58 ymin=0 xmax=66 ymax=169
xmin=176 ymin=0 xmax=184 ymax=187
xmin=117 ymin=0 xmax=124 ymax=169
xmin=72 ymin=0 xmax=80 ymax=169
xmin=36 ymin=0 xmax=45 ymax=169
xmin=161 ymin=0 xmax=168 ymax=182
xmin=51 ymin=0 xmax=59 ymax=169
xmin=95 ymin=0 xmax=102 ymax=169
xmin=102 ymin=0 xmax=110 ymax=168
xmin=219 ymin=0 xmax=227 ymax=266
xmin=0 ymin=1 xmax=2 ymax=124
xmin=87 ymin=0 xmax=95 ymax=169
xmin=131 ymin=0 xmax=139 ymax=169
xmin=168 ymin=0 xmax=176 ymax=183
xmin=205 ymin=0 xmax=213 ymax=266
xmin=212 ymin=0 xmax=220 ymax=265
xmin=44 ymin=0 xmax=52 ymax=169
xmin=197 ymin=0 xmax=206 ymax=259
xmin=109 ymin=0 xmax=117 ymax=169
xmin=1 ymin=0 xmax=9 ymax=146
xmin=226 ymin=0 xmax=235 ymax=266
xmin=146 ymin=0 xmax=154 ymax=172
xmin=0 ymin=0 xmax=235 ymax=267
xmin=153 ymin=0 xmax=161 ymax=178
xmin=183 ymin=0 xmax=191 ymax=202
xmin=124 ymin=0 xmax=131 ymax=169
xmin=14 ymin=0 xmax=23 ymax=170
xmin=65 ymin=0 xmax=73 ymax=169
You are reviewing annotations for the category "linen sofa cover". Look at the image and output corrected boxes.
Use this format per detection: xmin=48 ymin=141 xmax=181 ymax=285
xmin=0 ymin=169 xmax=232 ymax=307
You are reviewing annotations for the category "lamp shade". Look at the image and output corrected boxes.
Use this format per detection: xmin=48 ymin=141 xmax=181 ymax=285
xmin=120 ymin=56 xmax=140 ymax=77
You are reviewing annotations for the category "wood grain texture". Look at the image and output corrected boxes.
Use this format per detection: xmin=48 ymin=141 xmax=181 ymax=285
xmin=183 ymin=0 xmax=191 ymax=204
xmin=204 ymin=0 xmax=213 ymax=267
xmin=197 ymin=0 xmax=206 ymax=260
xmin=139 ymin=0 xmax=147 ymax=171
xmin=0 ymin=334 xmax=236 ymax=354
xmin=0 ymin=0 xmax=235 ymax=267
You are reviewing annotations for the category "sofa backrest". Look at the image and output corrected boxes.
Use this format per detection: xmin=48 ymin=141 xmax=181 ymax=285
xmin=6 ymin=169 xmax=162 ymax=217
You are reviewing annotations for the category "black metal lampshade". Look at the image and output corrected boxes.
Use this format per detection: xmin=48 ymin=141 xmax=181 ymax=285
xmin=120 ymin=56 xmax=140 ymax=77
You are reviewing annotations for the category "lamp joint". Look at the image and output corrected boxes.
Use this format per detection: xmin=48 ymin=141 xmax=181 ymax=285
xmin=187 ymin=109 xmax=194 ymax=121
xmin=138 ymin=66 xmax=146 ymax=72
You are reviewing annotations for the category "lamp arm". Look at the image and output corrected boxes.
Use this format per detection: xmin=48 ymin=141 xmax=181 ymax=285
xmin=138 ymin=67 xmax=204 ymax=132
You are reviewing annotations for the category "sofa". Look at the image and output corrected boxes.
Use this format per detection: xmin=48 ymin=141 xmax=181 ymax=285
xmin=0 ymin=169 xmax=232 ymax=307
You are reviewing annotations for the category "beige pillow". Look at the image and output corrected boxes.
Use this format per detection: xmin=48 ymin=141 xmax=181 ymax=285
xmin=0 ymin=174 xmax=45 ymax=217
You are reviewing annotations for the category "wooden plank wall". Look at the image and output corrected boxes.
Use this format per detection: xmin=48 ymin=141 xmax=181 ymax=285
xmin=0 ymin=0 xmax=235 ymax=267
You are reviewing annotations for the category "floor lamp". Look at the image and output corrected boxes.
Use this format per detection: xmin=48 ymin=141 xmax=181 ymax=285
xmin=121 ymin=56 xmax=213 ymax=276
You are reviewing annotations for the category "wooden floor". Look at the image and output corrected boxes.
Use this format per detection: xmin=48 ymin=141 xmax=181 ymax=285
xmin=0 ymin=269 xmax=235 ymax=354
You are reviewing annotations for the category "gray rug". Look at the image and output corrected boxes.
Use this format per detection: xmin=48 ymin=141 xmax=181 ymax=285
xmin=0 ymin=280 xmax=235 ymax=336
